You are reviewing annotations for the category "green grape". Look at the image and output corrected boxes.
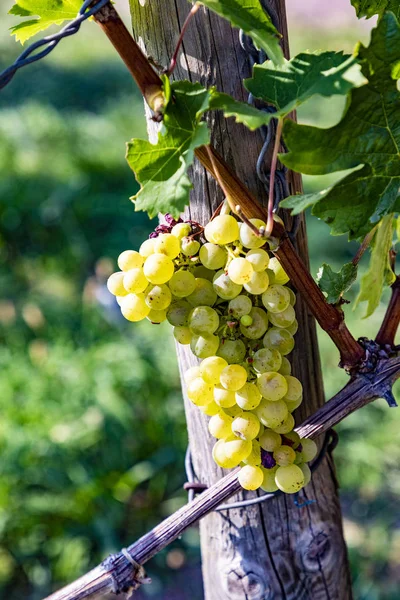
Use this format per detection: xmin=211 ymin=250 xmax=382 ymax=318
xmin=118 ymin=250 xmax=144 ymax=271
xmin=260 ymin=466 xmax=279 ymax=492
xmin=299 ymin=438 xmax=318 ymax=462
xmin=228 ymin=257 xmax=254 ymax=285
xmin=171 ymin=222 xmax=191 ymax=239
xmin=173 ymin=326 xmax=192 ymax=345
xmin=278 ymin=356 xmax=292 ymax=376
xmin=199 ymin=243 xmax=227 ymax=270
xmin=200 ymin=399 xmax=220 ymax=416
xmin=208 ymin=411 xmax=233 ymax=439
xmin=189 ymin=306 xmax=219 ymax=335
xmin=275 ymin=464 xmax=305 ymax=494
xmin=262 ymin=285 xmax=290 ymax=313
xmin=268 ymin=305 xmax=296 ymax=329
xmin=224 ymin=435 xmax=252 ymax=462
xmin=212 ymin=439 xmax=241 ymax=469
xmin=288 ymin=288 xmax=296 ymax=306
xmin=240 ymin=307 xmax=269 ymax=339
xmin=253 ymin=348 xmax=282 ymax=373
xmin=246 ymin=248 xmax=270 ymax=272
xmin=214 ymin=385 xmax=237 ymax=408
xmin=220 ymin=364 xmax=248 ymax=391
xmin=187 ymin=377 xmax=214 ymax=406
xmin=286 ymin=319 xmax=298 ymax=336
xmin=228 ymin=295 xmax=252 ymax=318
xmin=192 ymin=265 xmax=215 ymax=281
xmin=239 ymin=218 xmax=266 ymax=249
xmin=120 ymin=293 xmax=150 ymax=322
xmin=268 ymin=257 xmax=289 ymax=285
xmin=139 ymin=238 xmax=156 ymax=257
xmin=284 ymin=375 xmax=303 ymax=402
xmin=232 ymin=412 xmax=260 ymax=440
xmin=240 ymin=315 xmax=253 ymax=327
xmin=107 ymin=272 xmax=128 ymax=297
xmin=169 ymin=270 xmax=196 ymax=298
xmin=217 ymin=339 xmax=247 ymax=364
xmin=244 ymin=270 xmax=269 ymax=295
xmin=143 ymin=253 xmax=174 ymax=285
xmin=123 ymin=268 xmax=148 ymax=294
xmin=272 ymin=413 xmax=295 ymax=434
xmin=213 ymin=269 xmax=242 ymax=300
xmin=181 ymin=237 xmax=200 ymax=256
xmin=257 ymin=372 xmax=288 ymax=401
xmin=147 ymin=308 xmax=167 ymax=323
xmin=200 ymin=356 xmax=228 ymax=385
xmin=286 ymin=397 xmax=303 ymax=413
xmin=259 ymin=429 xmax=281 ymax=452
xmin=145 ymin=284 xmax=172 ymax=310
xmin=154 ymin=233 xmax=180 ymax=258
xmin=243 ymin=440 xmax=262 ymax=466
xmin=204 ymin=215 xmax=239 ymax=245
xmin=273 ymin=445 xmax=296 ymax=466
xmin=184 ymin=366 xmax=201 ymax=385
xmin=190 ymin=334 xmax=220 ymax=358
xmin=256 ymin=399 xmax=288 ymax=429
xmin=263 ymin=328 xmax=295 ymax=356
xmin=166 ymin=300 xmax=191 ymax=326
xmin=238 ymin=465 xmax=264 ymax=490
xmin=235 ymin=382 xmax=262 ymax=410
xmin=282 ymin=431 xmax=301 ymax=449
xmin=187 ymin=278 xmax=217 ymax=307
xmin=223 ymin=404 xmax=243 ymax=418
xmin=265 ymin=269 xmax=275 ymax=285
xmin=299 ymin=463 xmax=311 ymax=486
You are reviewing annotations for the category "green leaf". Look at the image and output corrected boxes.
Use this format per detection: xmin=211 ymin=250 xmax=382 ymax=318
xmin=198 ymin=0 xmax=283 ymax=65
xmin=209 ymin=91 xmax=271 ymax=130
xmin=245 ymin=51 xmax=355 ymax=117
xmin=317 ymin=262 xmax=358 ymax=304
xmin=9 ymin=0 xmax=81 ymax=43
xmin=126 ymin=78 xmax=211 ymax=219
xmin=355 ymin=215 xmax=396 ymax=317
xmin=351 ymin=1 xmax=400 ymax=19
xmin=281 ymin=13 xmax=400 ymax=240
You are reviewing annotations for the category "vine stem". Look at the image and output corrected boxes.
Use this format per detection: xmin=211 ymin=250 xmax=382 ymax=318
xmin=265 ymin=117 xmax=283 ymax=237
xmin=352 ymin=225 xmax=377 ymax=267
xmin=375 ymin=275 xmax=400 ymax=347
xmin=42 ymin=356 xmax=400 ymax=600
xmin=165 ymin=2 xmax=201 ymax=76
xmin=92 ymin=2 xmax=364 ymax=368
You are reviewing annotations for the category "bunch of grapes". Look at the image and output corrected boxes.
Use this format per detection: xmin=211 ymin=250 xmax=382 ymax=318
xmin=107 ymin=213 xmax=317 ymax=494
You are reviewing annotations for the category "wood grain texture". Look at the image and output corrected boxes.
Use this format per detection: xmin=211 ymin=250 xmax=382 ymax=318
xmin=129 ymin=1 xmax=352 ymax=598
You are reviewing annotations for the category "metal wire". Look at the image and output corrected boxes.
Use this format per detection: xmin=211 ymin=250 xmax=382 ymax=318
xmin=0 ymin=0 xmax=109 ymax=91
xmin=184 ymin=429 xmax=338 ymax=511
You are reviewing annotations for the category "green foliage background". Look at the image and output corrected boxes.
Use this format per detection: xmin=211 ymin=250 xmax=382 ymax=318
xmin=0 ymin=1 xmax=399 ymax=599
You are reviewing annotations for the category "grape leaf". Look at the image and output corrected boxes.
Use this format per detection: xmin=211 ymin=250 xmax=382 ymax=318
xmin=351 ymin=1 xmax=400 ymax=19
xmin=317 ymin=262 xmax=358 ymax=304
xmin=209 ymin=92 xmax=271 ymax=129
xmin=354 ymin=215 xmax=395 ymax=317
xmin=9 ymin=0 xmax=81 ymax=43
xmin=198 ymin=0 xmax=283 ymax=65
xmin=126 ymin=78 xmax=211 ymax=219
xmin=244 ymin=51 xmax=355 ymax=117
xmin=281 ymin=12 xmax=400 ymax=240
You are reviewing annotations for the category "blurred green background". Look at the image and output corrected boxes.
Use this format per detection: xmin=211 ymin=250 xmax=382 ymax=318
xmin=0 ymin=1 xmax=399 ymax=599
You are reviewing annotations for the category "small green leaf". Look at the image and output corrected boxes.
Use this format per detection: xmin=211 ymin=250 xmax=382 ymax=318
xmin=355 ymin=214 xmax=396 ymax=317
xmin=281 ymin=12 xmax=400 ymax=240
xmin=317 ymin=262 xmax=358 ymax=304
xmin=126 ymin=78 xmax=211 ymax=219
xmin=351 ymin=1 xmax=400 ymax=19
xmin=198 ymin=0 xmax=283 ymax=65
xmin=245 ymin=51 xmax=355 ymax=117
xmin=209 ymin=91 xmax=271 ymax=130
xmin=9 ymin=0 xmax=81 ymax=43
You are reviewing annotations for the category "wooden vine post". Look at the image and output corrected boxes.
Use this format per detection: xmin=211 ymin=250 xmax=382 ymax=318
xmin=130 ymin=1 xmax=352 ymax=598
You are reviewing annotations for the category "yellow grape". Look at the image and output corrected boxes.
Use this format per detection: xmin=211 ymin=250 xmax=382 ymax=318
xmin=208 ymin=411 xmax=233 ymax=439
xmin=200 ymin=356 xmax=228 ymax=385
xmin=154 ymin=233 xmax=180 ymax=258
xmin=143 ymin=253 xmax=174 ymax=285
xmin=187 ymin=377 xmax=214 ymax=406
xmin=275 ymin=464 xmax=305 ymax=494
xmin=120 ymin=293 xmax=150 ymax=322
xmin=238 ymin=465 xmax=264 ymax=490
xmin=107 ymin=272 xmax=128 ymax=297
xmin=220 ymin=364 xmax=248 ymax=391
xmin=139 ymin=238 xmax=156 ymax=257
xmin=118 ymin=250 xmax=144 ymax=271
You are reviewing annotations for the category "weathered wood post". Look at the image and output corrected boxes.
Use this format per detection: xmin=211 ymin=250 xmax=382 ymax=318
xmin=129 ymin=1 xmax=352 ymax=597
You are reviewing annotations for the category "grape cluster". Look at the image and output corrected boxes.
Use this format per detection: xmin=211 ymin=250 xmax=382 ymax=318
xmin=107 ymin=214 xmax=317 ymax=494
